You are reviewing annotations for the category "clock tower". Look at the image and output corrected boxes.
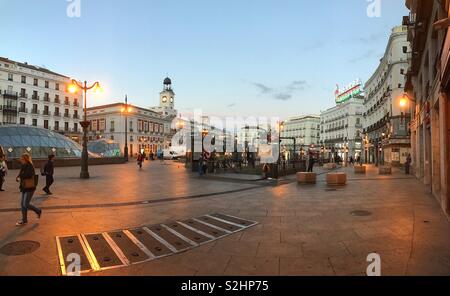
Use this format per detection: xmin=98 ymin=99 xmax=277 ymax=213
xmin=159 ymin=77 xmax=175 ymax=110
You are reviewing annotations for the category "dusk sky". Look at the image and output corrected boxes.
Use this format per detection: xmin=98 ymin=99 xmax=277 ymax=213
xmin=0 ymin=0 xmax=408 ymax=119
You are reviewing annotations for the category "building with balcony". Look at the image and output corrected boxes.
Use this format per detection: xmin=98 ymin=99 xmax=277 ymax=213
xmin=281 ymin=115 xmax=320 ymax=155
xmin=0 ymin=57 xmax=83 ymax=143
xmin=363 ymin=25 xmax=411 ymax=166
xmin=320 ymin=80 xmax=365 ymax=162
xmin=404 ymin=0 xmax=450 ymax=217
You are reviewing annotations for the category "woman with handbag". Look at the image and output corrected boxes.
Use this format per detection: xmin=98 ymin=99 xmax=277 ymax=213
xmin=15 ymin=153 xmax=41 ymax=226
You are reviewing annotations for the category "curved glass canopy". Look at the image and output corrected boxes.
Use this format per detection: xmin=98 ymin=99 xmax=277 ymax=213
xmin=0 ymin=125 xmax=87 ymax=159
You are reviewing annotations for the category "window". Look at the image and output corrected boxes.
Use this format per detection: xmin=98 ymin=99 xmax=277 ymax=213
xmin=32 ymin=104 xmax=38 ymax=113
xmin=74 ymin=123 xmax=78 ymax=132
xmin=33 ymin=78 xmax=38 ymax=86
xmin=55 ymin=121 xmax=60 ymax=130
xmin=110 ymin=121 xmax=115 ymax=131
xmin=74 ymin=98 xmax=78 ymax=106
xmin=55 ymin=94 xmax=60 ymax=103
xmin=44 ymin=120 xmax=49 ymax=129
xmin=33 ymin=90 xmax=38 ymax=100
xmin=32 ymin=119 xmax=37 ymax=126
xmin=21 ymin=76 xmax=26 ymax=83
xmin=65 ymin=122 xmax=69 ymax=131
xmin=20 ymin=88 xmax=26 ymax=98
xmin=20 ymin=102 xmax=26 ymax=112
xmin=8 ymin=73 xmax=13 ymax=81
xmin=20 ymin=118 xmax=25 ymax=125
xmin=55 ymin=83 xmax=60 ymax=91
xmin=45 ymin=81 xmax=49 ymax=88
xmin=55 ymin=107 xmax=60 ymax=116
xmin=65 ymin=109 xmax=69 ymax=117
xmin=74 ymin=110 xmax=78 ymax=118
xmin=44 ymin=93 xmax=50 ymax=101
xmin=99 ymin=119 xmax=106 ymax=131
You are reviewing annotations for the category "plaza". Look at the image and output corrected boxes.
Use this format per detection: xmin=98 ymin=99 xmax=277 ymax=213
xmin=0 ymin=161 xmax=449 ymax=276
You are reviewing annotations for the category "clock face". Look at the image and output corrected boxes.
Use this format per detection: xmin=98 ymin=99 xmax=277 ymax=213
xmin=170 ymin=97 xmax=174 ymax=103
xmin=162 ymin=96 xmax=167 ymax=103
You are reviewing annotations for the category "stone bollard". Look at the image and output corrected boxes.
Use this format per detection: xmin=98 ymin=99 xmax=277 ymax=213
xmin=379 ymin=166 xmax=392 ymax=175
xmin=327 ymin=172 xmax=347 ymax=186
xmin=354 ymin=166 xmax=367 ymax=174
xmin=297 ymin=172 xmax=317 ymax=184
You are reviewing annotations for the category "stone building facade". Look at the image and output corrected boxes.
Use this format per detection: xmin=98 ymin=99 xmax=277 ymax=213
xmin=404 ymin=0 xmax=450 ymax=216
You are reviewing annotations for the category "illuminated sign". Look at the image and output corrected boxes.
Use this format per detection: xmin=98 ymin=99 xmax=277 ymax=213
xmin=335 ymin=79 xmax=363 ymax=104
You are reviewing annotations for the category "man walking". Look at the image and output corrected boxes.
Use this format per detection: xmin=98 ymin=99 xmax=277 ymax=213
xmin=405 ymin=154 xmax=412 ymax=175
xmin=42 ymin=154 xmax=55 ymax=195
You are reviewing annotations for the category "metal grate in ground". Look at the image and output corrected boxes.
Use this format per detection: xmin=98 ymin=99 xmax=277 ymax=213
xmin=56 ymin=213 xmax=258 ymax=275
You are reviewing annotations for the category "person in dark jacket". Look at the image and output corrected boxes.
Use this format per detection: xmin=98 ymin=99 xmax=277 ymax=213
xmin=16 ymin=153 xmax=41 ymax=226
xmin=42 ymin=154 xmax=55 ymax=195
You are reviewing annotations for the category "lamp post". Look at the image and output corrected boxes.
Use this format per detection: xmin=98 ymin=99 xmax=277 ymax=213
xmin=69 ymin=80 xmax=102 ymax=179
xmin=121 ymin=96 xmax=132 ymax=162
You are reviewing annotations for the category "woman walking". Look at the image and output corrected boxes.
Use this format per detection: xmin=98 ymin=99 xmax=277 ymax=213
xmin=0 ymin=155 xmax=8 ymax=191
xmin=16 ymin=153 xmax=41 ymax=226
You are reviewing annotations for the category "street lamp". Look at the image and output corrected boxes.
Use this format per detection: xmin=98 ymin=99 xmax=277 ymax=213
xmin=68 ymin=79 xmax=103 ymax=179
xmin=121 ymin=95 xmax=132 ymax=161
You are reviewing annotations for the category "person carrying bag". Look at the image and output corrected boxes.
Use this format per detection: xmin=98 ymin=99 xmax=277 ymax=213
xmin=15 ymin=153 xmax=41 ymax=226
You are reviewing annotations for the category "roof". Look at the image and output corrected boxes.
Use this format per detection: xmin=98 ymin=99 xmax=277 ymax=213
xmin=0 ymin=57 xmax=70 ymax=79
xmin=86 ymin=103 xmax=162 ymax=116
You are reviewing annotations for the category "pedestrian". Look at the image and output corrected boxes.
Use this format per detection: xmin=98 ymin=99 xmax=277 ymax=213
xmin=349 ymin=156 xmax=354 ymax=166
xmin=42 ymin=154 xmax=55 ymax=195
xmin=137 ymin=153 xmax=144 ymax=169
xmin=262 ymin=163 xmax=270 ymax=179
xmin=0 ymin=155 xmax=8 ymax=191
xmin=406 ymin=153 xmax=412 ymax=175
xmin=307 ymin=153 xmax=315 ymax=172
xmin=16 ymin=153 xmax=41 ymax=226
xmin=160 ymin=151 xmax=165 ymax=163
xmin=149 ymin=151 xmax=154 ymax=161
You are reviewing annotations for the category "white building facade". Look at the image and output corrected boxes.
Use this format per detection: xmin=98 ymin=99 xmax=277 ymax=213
xmin=320 ymin=81 xmax=365 ymax=162
xmin=86 ymin=78 xmax=177 ymax=157
xmin=281 ymin=115 xmax=320 ymax=153
xmin=0 ymin=57 xmax=84 ymax=142
xmin=363 ymin=25 xmax=411 ymax=166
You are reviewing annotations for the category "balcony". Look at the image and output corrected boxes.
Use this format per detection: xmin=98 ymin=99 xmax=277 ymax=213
xmin=73 ymin=102 xmax=80 ymax=107
xmin=19 ymin=93 xmax=28 ymax=99
xmin=43 ymin=96 xmax=50 ymax=102
xmin=43 ymin=110 xmax=52 ymax=116
xmin=54 ymin=98 xmax=61 ymax=104
xmin=73 ymin=114 xmax=79 ymax=119
xmin=64 ymin=113 xmax=70 ymax=118
xmin=110 ymin=128 xmax=115 ymax=133
xmin=32 ymin=95 xmax=40 ymax=101
xmin=19 ymin=107 xmax=28 ymax=113
xmin=2 ymin=90 xmax=18 ymax=99
xmin=64 ymin=101 xmax=70 ymax=106
xmin=31 ymin=110 xmax=40 ymax=115
xmin=2 ymin=105 xmax=18 ymax=113
xmin=54 ymin=112 xmax=61 ymax=117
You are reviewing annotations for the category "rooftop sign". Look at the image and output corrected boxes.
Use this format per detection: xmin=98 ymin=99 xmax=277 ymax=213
xmin=335 ymin=79 xmax=363 ymax=104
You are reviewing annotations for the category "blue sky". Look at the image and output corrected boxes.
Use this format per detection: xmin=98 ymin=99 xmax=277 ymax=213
xmin=0 ymin=0 xmax=408 ymax=119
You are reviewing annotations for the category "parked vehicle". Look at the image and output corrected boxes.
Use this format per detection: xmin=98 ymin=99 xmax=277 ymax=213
xmin=162 ymin=149 xmax=182 ymax=160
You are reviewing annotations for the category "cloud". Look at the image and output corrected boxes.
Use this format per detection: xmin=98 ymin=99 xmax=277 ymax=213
xmin=251 ymin=83 xmax=273 ymax=94
xmin=251 ymin=80 xmax=309 ymax=101
xmin=348 ymin=49 xmax=382 ymax=64
xmin=300 ymin=41 xmax=325 ymax=52
xmin=227 ymin=103 xmax=236 ymax=108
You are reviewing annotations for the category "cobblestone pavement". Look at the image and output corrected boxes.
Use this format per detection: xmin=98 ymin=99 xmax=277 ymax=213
xmin=0 ymin=162 xmax=449 ymax=276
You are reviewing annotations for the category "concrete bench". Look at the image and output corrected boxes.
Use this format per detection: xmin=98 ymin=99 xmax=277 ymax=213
xmin=379 ymin=166 xmax=392 ymax=175
xmin=327 ymin=173 xmax=347 ymax=186
xmin=297 ymin=172 xmax=317 ymax=184
xmin=354 ymin=166 xmax=367 ymax=174
xmin=323 ymin=163 xmax=337 ymax=170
